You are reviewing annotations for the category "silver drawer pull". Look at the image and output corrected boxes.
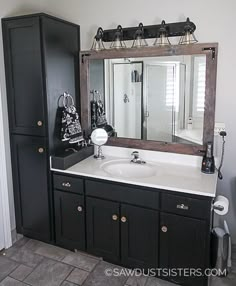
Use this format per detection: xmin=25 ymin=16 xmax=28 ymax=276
xmin=77 ymin=206 xmax=83 ymax=212
xmin=177 ymin=204 xmax=189 ymax=210
xmin=62 ymin=182 xmax=71 ymax=188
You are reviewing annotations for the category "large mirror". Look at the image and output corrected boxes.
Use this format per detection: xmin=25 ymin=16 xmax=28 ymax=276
xmin=90 ymin=55 xmax=206 ymax=145
xmin=80 ymin=44 xmax=218 ymax=155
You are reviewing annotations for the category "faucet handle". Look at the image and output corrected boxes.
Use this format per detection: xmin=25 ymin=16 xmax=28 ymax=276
xmin=131 ymin=151 xmax=139 ymax=159
xmin=131 ymin=151 xmax=146 ymax=164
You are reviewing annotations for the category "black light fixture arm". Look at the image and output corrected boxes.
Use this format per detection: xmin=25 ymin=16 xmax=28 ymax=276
xmin=135 ymin=23 xmax=145 ymax=37
xmin=183 ymin=17 xmax=195 ymax=33
xmin=95 ymin=27 xmax=104 ymax=40
xmin=159 ymin=20 xmax=169 ymax=36
xmin=114 ymin=25 xmax=124 ymax=40
xmin=101 ymin=19 xmax=196 ymax=42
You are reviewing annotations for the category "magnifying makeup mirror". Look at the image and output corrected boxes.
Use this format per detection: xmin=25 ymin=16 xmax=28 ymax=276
xmin=91 ymin=128 xmax=108 ymax=159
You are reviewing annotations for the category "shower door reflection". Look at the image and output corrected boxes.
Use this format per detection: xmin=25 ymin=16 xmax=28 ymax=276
xmin=144 ymin=63 xmax=176 ymax=141
xmin=110 ymin=61 xmax=181 ymax=142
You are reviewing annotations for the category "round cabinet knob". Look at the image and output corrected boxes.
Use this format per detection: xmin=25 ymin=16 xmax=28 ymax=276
xmin=62 ymin=182 xmax=71 ymax=188
xmin=161 ymin=226 xmax=168 ymax=233
xmin=121 ymin=216 xmax=127 ymax=223
xmin=37 ymin=121 xmax=43 ymax=127
xmin=38 ymin=147 xmax=44 ymax=153
xmin=112 ymin=214 xmax=118 ymax=221
xmin=77 ymin=206 xmax=83 ymax=212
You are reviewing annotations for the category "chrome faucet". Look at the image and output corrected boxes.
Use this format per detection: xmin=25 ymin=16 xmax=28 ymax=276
xmin=130 ymin=151 xmax=146 ymax=164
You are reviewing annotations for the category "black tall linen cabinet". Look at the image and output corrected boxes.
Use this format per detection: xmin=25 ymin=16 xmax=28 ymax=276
xmin=2 ymin=13 xmax=80 ymax=242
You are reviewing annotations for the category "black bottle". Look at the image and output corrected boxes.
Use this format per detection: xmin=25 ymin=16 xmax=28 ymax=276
xmin=201 ymin=142 xmax=215 ymax=174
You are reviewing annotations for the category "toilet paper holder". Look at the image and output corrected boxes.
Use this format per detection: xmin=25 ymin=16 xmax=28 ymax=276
xmin=213 ymin=195 xmax=229 ymax=216
xmin=213 ymin=205 xmax=224 ymax=211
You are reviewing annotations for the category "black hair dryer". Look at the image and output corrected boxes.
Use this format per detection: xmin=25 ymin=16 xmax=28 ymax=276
xmin=201 ymin=142 xmax=215 ymax=174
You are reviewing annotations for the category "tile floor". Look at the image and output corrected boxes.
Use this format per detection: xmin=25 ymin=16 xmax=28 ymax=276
xmin=0 ymin=237 xmax=235 ymax=286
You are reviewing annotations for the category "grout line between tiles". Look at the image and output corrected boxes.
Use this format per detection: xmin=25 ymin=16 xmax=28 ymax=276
xmin=0 ymin=260 xmax=19 ymax=282
xmin=80 ymin=260 xmax=104 ymax=286
xmin=21 ymin=264 xmax=39 ymax=283
xmin=4 ymin=276 xmax=32 ymax=286
xmin=60 ymin=267 xmax=76 ymax=286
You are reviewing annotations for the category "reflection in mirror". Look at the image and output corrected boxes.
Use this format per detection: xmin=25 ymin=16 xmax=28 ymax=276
xmin=89 ymin=54 xmax=206 ymax=145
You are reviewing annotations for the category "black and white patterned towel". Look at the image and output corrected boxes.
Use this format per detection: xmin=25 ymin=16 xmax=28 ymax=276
xmin=60 ymin=94 xmax=84 ymax=144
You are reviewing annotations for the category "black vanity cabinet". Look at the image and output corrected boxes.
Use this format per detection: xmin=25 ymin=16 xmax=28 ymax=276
xmin=86 ymin=179 xmax=159 ymax=269
xmin=52 ymin=174 xmax=213 ymax=286
xmin=2 ymin=13 xmax=80 ymax=242
xmin=160 ymin=194 xmax=212 ymax=286
xmin=160 ymin=213 xmax=207 ymax=286
xmin=86 ymin=198 xmax=159 ymax=268
xmin=53 ymin=175 xmax=85 ymax=250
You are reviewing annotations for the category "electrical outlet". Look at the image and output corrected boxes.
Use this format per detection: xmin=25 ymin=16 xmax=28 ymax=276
xmin=214 ymin=122 xmax=226 ymax=135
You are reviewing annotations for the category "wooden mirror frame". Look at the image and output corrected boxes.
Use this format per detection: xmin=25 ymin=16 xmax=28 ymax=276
xmin=80 ymin=43 xmax=218 ymax=155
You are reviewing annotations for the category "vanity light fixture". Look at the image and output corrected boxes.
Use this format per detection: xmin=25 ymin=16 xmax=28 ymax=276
xmin=110 ymin=25 xmax=126 ymax=49
xmin=153 ymin=20 xmax=171 ymax=46
xmin=132 ymin=23 xmax=148 ymax=48
xmin=92 ymin=18 xmax=197 ymax=49
xmin=91 ymin=27 xmax=106 ymax=51
xmin=179 ymin=18 xmax=198 ymax=45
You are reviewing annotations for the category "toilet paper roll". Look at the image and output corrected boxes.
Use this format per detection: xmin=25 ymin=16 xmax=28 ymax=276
xmin=213 ymin=195 xmax=229 ymax=215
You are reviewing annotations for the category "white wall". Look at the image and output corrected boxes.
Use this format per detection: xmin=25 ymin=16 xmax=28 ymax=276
xmin=0 ymin=0 xmax=236 ymax=241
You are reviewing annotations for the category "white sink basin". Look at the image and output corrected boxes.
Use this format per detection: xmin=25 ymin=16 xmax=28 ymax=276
xmin=101 ymin=159 xmax=156 ymax=179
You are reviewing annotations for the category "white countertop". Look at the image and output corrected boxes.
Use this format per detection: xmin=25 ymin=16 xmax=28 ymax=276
xmin=51 ymin=146 xmax=218 ymax=197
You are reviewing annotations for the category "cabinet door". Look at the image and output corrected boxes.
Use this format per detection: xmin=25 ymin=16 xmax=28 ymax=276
xmin=11 ymin=135 xmax=51 ymax=241
xmin=2 ymin=17 xmax=46 ymax=136
xmin=54 ymin=191 xmax=85 ymax=251
xmin=86 ymin=197 xmax=120 ymax=263
xmin=121 ymin=204 xmax=159 ymax=269
xmin=160 ymin=213 xmax=207 ymax=286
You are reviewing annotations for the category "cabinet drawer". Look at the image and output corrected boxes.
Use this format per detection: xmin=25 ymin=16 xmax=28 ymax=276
xmin=86 ymin=180 xmax=159 ymax=210
xmin=161 ymin=193 xmax=211 ymax=219
xmin=53 ymin=174 xmax=84 ymax=194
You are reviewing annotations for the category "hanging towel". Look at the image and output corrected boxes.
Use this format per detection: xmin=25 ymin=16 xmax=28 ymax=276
xmin=60 ymin=92 xmax=84 ymax=144
xmin=90 ymin=90 xmax=107 ymax=129
xmin=96 ymin=99 xmax=107 ymax=127
xmin=91 ymin=99 xmax=97 ymax=129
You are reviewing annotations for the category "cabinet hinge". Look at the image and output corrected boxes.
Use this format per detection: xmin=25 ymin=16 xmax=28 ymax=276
xmin=202 ymin=47 xmax=216 ymax=60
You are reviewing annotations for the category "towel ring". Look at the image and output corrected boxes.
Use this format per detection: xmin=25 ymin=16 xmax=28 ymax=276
xmin=90 ymin=89 xmax=102 ymax=102
xmin=58 ymin=92 xmax=75 ymax=108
